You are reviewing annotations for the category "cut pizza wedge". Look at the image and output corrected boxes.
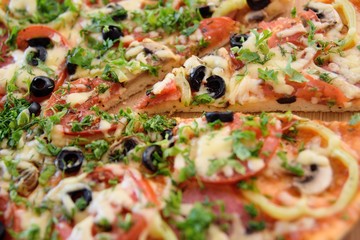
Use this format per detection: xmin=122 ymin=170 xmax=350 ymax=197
xmin=2 ymin=110 xmax=360 ymax=239
xmin=136 ymin=0 xmax=360 ymax=113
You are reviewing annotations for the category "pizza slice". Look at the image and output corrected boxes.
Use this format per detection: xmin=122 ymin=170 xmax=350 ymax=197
xmin=136 ymin=0 xmax=360 ymax=113
xmin=1 ymin=109 xmax=360 ymax=239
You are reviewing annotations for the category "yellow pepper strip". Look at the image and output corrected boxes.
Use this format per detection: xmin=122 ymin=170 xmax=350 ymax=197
xmin=212 ymin=0 xmax=248 ymax=17
xmin=334 ymin=0 xmax=358 ymax=50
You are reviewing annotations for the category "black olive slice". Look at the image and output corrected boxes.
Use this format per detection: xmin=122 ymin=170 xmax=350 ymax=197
xmin=205 ymin=75 xmax=226 ymax=99
xmin=66 ymin=61 xmax=77 ymax=75
xmin=28 ymin=102 xmax=41 ymax=116
xmin=205 ymin=112 xmax=234 ymax=123
xmin=30 ymin=76 xmax=55 ymax=97
xmin=189 ymin=65 xmax=206 ymax=92
xmin=56 ymin=148 xmax=84 ymax=174
xmin=68 ymin=188 xmax=92 ymax=211
xmin=142 ymin=145 xmax=162 ymax=172
xmin=27 ymin=46 xmax=47 ymax=66
xmin=230 ymin=34 xmax=249 ymax=49
xmin=161 ymin=129 xmax=173 ymax=140
xmin=143 ymin=47 xmax=153 ymax=55
xmin=246 ymin=0 xmax=270 ymax=11
xmin=107 ymin=4 xmax=128 ymax=21
xmin=276 ymin=96 xmax=296 ymax=104
xmin=27 ymin=37 xmax=51 ymax=48
xmin=198 ymin=6 xmax=213 ymax=18
xmin=122 ymin=138 xmax=138 ymax=155
xmin=0 ymin=221 xmax=5 ymax=240
xmin=102 ymin=26 xmax=123 ymax=41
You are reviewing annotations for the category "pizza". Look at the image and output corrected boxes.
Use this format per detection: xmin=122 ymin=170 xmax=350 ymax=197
xmin=1 ymin=0 xmax=360 ymax=239
xmin=137 ymin=0 xmax=360 ymax=113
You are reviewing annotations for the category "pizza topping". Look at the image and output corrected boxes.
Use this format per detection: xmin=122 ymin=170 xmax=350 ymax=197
xmin=142 ymin=145 xmax=163 ymax=173
xmin=28 ymin=102 xmax=41 ymax=116
xmin=27 ymin=37 xmax=51 ymax=48
xmin=205 ymin=75 xmax=226 ymax=99
xmin=29 ymin=76 xmax=55 ymax=98
xmin=66 ymin=61 xmax=77 ymax=75
xmin=292 ymin=149 xmax=333 ymax=195
xmin=189 ymin=65 xmax=206 ymax=92
xmin=101 ymin=25 xmax=123 ymax=41
xmin=56 ymin=147 xmax=84 ymax=174
xmin=15 ymin=161 xmax=39 ymax=197
xmin=26 ymin=46 xmax=47 ymax=66
xmin=68 ymin=188 xmax=93 ymax=211
xmin=205 ymin=111 xmax=234 ymax=123
xmin=230 ymin=33 xmax=249 ymax=49
xmin=276 ymin=96 xmax=297 ymax=104
xmin=198 ymin=5 xmax=213 ymax=19
xmin=246 ymin=0 xmax=271 ymax=11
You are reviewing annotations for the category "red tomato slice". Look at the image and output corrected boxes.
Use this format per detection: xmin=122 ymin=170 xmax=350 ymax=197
xmin=294 ymin=74 xmax=348 ymax=106
xmin=200 ymin=17 xmax=239 ymax=50
xmin=44 ymin=78 xmax=122 ymax=136
xmin=87 ymin=168 xmax=118 ymax=189
xmin=181 ymin=182 xmax=248 ymax=218
xmin=128 ymin=170 xmax=160 ymax=206
xmin=16 ymin=25 xmax=70 ymax=50
xmin=111 ymin=213 xmax=147 ymax=240
xmin=259 ymin=17 xmax=306 ymax=48
xmin=137 ymin=78 xmax=181 ymax=109
xmin=0 ymin=24 xmax=13 ymax=68
xmin=55 ymin=222 xmax=73 ymax=240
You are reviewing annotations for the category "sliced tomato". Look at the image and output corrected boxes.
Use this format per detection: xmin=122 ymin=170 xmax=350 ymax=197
xmin=137 ymin=78 xmax=181 ymax=109
xmin=200 ymin=17 xmax=239 ymax=50
xmin=55 ymin=222 xmax=73 ymax=240
xmin=294 ymin=74 xmax=348 ymax=106
xmin=259 ymin=17 xmax=306 ymax=48
xmin=44 ymin=78 xmax=122 ymax=136
xmin=16 ymin=25 xmax=70 ymax=50
xmin=111 ymin=213 xmax=147 ymax=240
xmin=181 ymin=182 xmax=248 ymax=217
xmin=0 ymin=24 xmax=13 ymax=68
xmin=87 ymin=167 xmax=118 ymax=189
xmin=128 ymin=170 xmax=160 ymax=206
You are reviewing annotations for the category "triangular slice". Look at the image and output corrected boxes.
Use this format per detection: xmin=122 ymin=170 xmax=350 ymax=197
xmin=136 ymin=0 xmax=360 ymax=113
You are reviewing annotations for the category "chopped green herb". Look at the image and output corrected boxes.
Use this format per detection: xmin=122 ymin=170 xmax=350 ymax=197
xmin=258 ymin=68 xmax=278 ymax=83
xmin=278 ymin=151 xmax=304 ymax=176
xmin=176 ymin=203 xmax=215 ymax=240
xmin=283 ymin=59 xmax=307 ymax=83
xmin=85 ymin=140 xmax=109 ymax=160
xmin=191 ymin=93 xmax=214 ymax=106
xmin=38 ymin=165 xmax=57 ymax=186
xmin=349 ymin=113 xmax=360 ymax=126
xmin=244 ymin=203 xmax=258 ymax=218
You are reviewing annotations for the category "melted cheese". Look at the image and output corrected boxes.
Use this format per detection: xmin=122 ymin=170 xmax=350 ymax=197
xmin=195 ymin=127 xmax=233 ymax=178
xmin=68 ymin=216 xmax=95 ymax=240
xmin=65 ymin=91 xmax=94 ymax=107
xmin=152 ymin=73 xmax=174 ymax=94
xmin=8 ymin=0 xmax=37 ymax=17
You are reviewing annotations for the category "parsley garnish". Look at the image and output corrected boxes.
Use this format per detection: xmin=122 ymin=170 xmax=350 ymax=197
xmin=231 ymin=130 xmax=257 ymax=160
xmin=244 ymin=203 xmax=258 ymax=218
xmin=278 ymin=151 xmax=304 ymax=176
xmin=349 ymin=113 xmax=360 ymax=126
xmin=258 ymin=68 xmax=279 ymax=83
xmin=176 ymin=203 xmax=215 ymax=240
xmin=191 ymin=93 xmax=214 ymax=106
xmin=283 ymin=59 xmax=307 ymax=83
xmin=85 ymin=140 xmax=109 ymax=160
xmin=132 ymin=4 xmax=202 ymax=36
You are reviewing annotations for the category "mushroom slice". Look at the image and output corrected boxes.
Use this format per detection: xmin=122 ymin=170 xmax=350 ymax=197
xmin=305 ymin=2 xmax=343 ymax=31
xmin=293 ymin=149 xmax=333 ymax=195
xmin=15 ymin=161 xmax=39 ymax=197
